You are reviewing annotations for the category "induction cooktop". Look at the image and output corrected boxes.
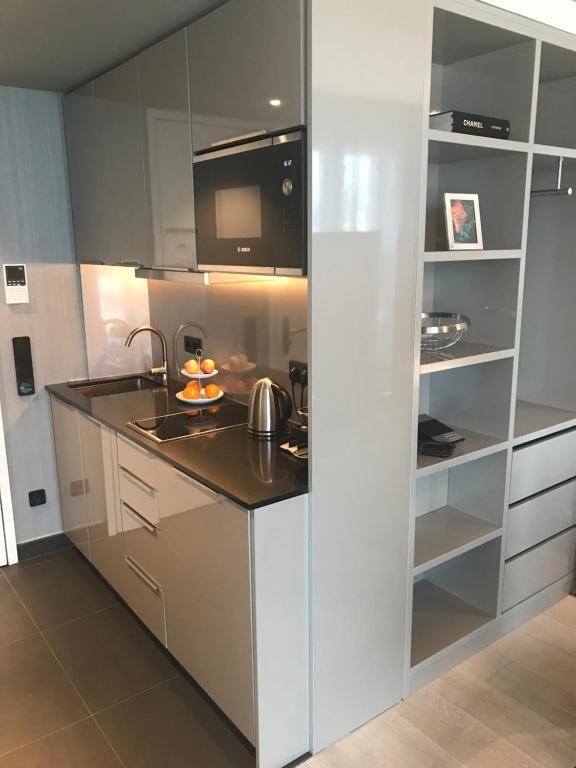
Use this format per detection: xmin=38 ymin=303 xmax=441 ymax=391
xmin=127 ymin=401 xmax=247 ymax=443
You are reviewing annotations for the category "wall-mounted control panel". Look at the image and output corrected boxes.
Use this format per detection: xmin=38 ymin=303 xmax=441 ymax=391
xmin=12 ymin=337 xmax=35 ymax=397
xmin=3 ymin=264 xmax=29 ymax=304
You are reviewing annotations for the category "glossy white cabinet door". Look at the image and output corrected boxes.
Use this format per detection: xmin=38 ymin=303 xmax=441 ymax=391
xmin=78 ymin=412 xmax=124 ymax=593
xmin=187 ymin=0 xmax=304 ymax=151
xmin=162 ymin=484 xmax=255 ymax=744
xmin=50 ymin=397 xmax=89 ymax=558
xmin=93 ymin=59 xmax=151 ymax=265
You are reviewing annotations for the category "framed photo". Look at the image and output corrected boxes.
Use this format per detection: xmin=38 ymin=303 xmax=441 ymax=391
xmin=444 ymin=193 xmax=483 ymax=250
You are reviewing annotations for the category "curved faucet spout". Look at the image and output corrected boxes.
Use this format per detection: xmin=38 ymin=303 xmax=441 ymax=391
xmin=125 ymin=325 xmax=169 ymax=385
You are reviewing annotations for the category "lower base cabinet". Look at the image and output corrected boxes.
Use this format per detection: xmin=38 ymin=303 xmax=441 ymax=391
xmin=51 ymin=397 xmax=309 ymax=768
xmin=162 ymin=481 xmax=255 ymax=743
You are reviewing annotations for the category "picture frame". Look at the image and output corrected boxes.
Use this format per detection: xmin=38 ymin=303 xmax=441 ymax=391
xmin=444 ymin=193 xmax=483 ymax=250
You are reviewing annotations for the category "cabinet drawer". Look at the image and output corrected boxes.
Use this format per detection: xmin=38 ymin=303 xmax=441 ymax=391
xmin=122 ymin=554 xmax=166 ymax=644
xmin=117 ymin=435 xmax=160 ymax=487
xmin=119 ymin=467 xmax=159 ymax=525
xmin=503 ymin=527 xmax=576 ymax=611
xmin=507 ymin=479 xmax=576 ymax=558
xmin=511 ymin=429 xmax=576 ymax=503
xmin=120 ymin=501 xmax=163 ymax=585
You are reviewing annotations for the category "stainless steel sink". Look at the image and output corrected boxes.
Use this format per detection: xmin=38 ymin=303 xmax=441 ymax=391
xmin=69 ymin=375 xmax=164 ymax=398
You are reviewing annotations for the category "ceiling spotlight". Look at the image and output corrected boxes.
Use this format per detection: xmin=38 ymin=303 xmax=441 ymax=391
xmin=269 ymin=99 xmax=282 ymax=107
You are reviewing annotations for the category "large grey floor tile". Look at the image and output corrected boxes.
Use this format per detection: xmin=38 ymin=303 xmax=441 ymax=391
xmin=96 ymin=677 xmax=255 ymax=768
xmin=0 ymin=635 xmax=88 ymax=755
xmin=45 ymin=604 xmax=176 ymax=713
xmin=0 ymin=719 xmax=122 ymax=767
xmin=5 ymin=550 xmax=117 ymax=629
xmin=0 ymin=575 xmax=37 ymax=647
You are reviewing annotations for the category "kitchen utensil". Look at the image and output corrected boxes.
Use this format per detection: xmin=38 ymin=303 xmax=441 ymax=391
xmin=421 ymin=312 xmax=470 ymax=351
xmin=247 ymin=378 xmax=293 ymax=439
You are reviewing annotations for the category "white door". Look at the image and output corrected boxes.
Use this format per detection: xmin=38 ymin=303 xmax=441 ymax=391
xmin=0 ymin=399 xmax=17 ymax=565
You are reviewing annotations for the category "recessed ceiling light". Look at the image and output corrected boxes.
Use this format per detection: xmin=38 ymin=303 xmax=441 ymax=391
xmin=269 ymin=99 xmax=282 ymax=107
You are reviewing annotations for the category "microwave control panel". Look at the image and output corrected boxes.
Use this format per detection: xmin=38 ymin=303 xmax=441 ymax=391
xmin=3 ymin=264 xmax=29 ymax=305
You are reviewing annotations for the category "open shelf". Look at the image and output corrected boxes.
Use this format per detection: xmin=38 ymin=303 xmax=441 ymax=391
xmin=411 ymin=580 xmax=493 ymax=666
xmin=421 ymin=258 xmax=520 ymax=372
xmin=425 ymin=140 xmax=528 ymax=252
xmin=428 ymin=129 xmax=527 ymax=154
xmin=536 ymin=43 xmax=576 ymax=150
xmin=423 ymin=248 xmax=522 ymax=263
xmin=420 ymin=343 xmax=513 ymax=374
xmin=418 ymin=356 xmax=514 ymax=474
xmin=414 ymin=507 xmax=501 ymax=574
xmin=430 ymin=9 xmax=535 ymax=143
xmin=411 ymin=537 xmax=501 ymax=666
xmin=414 ymin=450 xmax=507 ymax=572
xmin=514 ymin=400 xmax=576 ymax=445
xmin=416 ymin=428 xmax=505 ymax=475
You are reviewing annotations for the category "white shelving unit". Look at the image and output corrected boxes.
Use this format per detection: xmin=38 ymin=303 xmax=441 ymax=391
xmin=408 ymin=2 xmax=576 ymax=691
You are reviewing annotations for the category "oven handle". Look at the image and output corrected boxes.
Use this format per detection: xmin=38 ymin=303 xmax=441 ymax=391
xmin=193 ymin=137 xmax=273 ymax=163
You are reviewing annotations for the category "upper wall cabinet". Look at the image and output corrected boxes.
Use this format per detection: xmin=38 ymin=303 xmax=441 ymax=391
xmin=92 ymin=60 xmax=151 ymax=266
xmin=62 ymin=83 xmax=103 ymax=265
xmin=187 ymin=0 xmax=305 ymax=151
xmin=137 ymin=30 xmax=197 ymax=269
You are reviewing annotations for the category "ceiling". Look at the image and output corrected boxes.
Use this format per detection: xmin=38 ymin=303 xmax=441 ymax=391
xmin=0 ymin=0 xmax=227 ymax=92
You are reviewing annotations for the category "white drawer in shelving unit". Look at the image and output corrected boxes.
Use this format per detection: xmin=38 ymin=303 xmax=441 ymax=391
xmin=510 ymin=428 xmax=576 ymax=503
xmin=117 ymin=435 xmax=161 ymax=487
xmin=507 ymin=479 xmax=576 ymax=559
xmin=118 ymin=467 xmax=159 ymax=525
xmin=503 ymin=527 xmax=576 ymax=611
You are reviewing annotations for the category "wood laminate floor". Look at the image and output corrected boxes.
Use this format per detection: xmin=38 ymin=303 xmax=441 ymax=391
xmin=303 ymin=596 xmax=576 ymax=768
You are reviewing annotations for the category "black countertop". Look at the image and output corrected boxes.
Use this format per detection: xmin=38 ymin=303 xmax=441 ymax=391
xmin=47 ymin=378 xmax=308 ymax=510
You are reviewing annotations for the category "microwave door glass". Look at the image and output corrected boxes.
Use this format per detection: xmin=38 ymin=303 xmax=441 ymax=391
xmin=215 ymin=185 xmax=263 ymax=239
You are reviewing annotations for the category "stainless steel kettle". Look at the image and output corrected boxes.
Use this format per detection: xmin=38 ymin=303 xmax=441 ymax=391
xmin=248 ymin=378 xmax=293 ymax=439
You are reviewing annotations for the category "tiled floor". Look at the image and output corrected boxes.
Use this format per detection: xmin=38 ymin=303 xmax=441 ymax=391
xmin=3 ymin=549 xmax=576 ymax=768
xmin=0 ymin=549 xmax=255 ymax=767
xmin=303 ymin=596 xmax=576 ymax=768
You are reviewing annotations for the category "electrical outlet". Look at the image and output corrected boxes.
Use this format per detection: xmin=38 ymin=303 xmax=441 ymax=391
xmin=29 ymin=489 xmax=46 ymax=508
xmin=289 ymin=360 xmax=308 ymax=386
xmin=184 ymin=335 xmax=203 ymax=354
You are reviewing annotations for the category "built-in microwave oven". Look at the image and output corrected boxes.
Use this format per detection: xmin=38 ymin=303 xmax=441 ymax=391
xmin=192 ymin=128 xmax=306 ymax=276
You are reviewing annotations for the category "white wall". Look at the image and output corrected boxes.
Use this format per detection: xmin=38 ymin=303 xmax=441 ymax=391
xmin=0 ymin=87 xmax=87 ymax=544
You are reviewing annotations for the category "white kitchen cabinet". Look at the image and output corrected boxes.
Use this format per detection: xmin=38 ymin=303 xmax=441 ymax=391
xmin=187 ymin=0 xmax=305 ymax=151
xmin=161 ymin=471 xmax=255 ymax=743
xmin=79 ymin=413 xmax=124 ymax=594
xmin=50 ymin=398 xmax=89 ymax=558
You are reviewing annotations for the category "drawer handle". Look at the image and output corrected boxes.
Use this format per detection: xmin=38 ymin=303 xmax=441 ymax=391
xmin=120 ymin=466 xmax=156 ymax=496
xmin=122 ymin=502 xmax=159 ymax=536
xmin=124 ymin=555 xmax=161 ymax=594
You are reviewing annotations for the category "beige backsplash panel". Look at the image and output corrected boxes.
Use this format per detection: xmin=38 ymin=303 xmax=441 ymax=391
xmin=147 ymin=276 xmax=308 ymax=393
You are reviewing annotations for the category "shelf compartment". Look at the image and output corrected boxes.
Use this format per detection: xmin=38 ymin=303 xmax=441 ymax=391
xmin=416 ymin=429 xmax=505 ymax=475
xmin=423 ymin=249 xmax=523 ymax=263
xmin=421 ymin=258 xmax=520 ymax=371
xmin=517 ymin=155 xmax=576 ymax=421
xmin=414 ymin=451 xmax=507 ymax=573
xmin=430 ymin=9 xmax=535 ymax=143
xmin=421 ymin=343 xmax=513 ymax=374
xmin=411 ymin=537 xmax=501 ymax=666
xmin=514 ymin=400 xmax=576 ymax=446
xmin=425 ymin=140 xmax=528 ymax=252
xmin=536 ymin=43 xmax=576 ymax=150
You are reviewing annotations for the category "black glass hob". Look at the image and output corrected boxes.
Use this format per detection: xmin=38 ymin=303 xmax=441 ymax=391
xmin=127 ymin=401 xmax=248 ymax=443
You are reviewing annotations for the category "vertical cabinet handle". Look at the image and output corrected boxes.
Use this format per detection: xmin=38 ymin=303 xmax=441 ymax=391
xmin=124 ymin=555 xmax=161 ymax=594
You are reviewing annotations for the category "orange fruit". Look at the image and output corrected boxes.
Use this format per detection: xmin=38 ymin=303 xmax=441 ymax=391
xmin=180 ymin=388 xmax=198 ymax=400
xmin=204 ymin=383 xmax=221 ymax=399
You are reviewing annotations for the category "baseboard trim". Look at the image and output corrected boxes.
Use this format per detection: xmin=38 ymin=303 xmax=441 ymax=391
xmin=17 ymin=533 xmax=72 ymax=562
